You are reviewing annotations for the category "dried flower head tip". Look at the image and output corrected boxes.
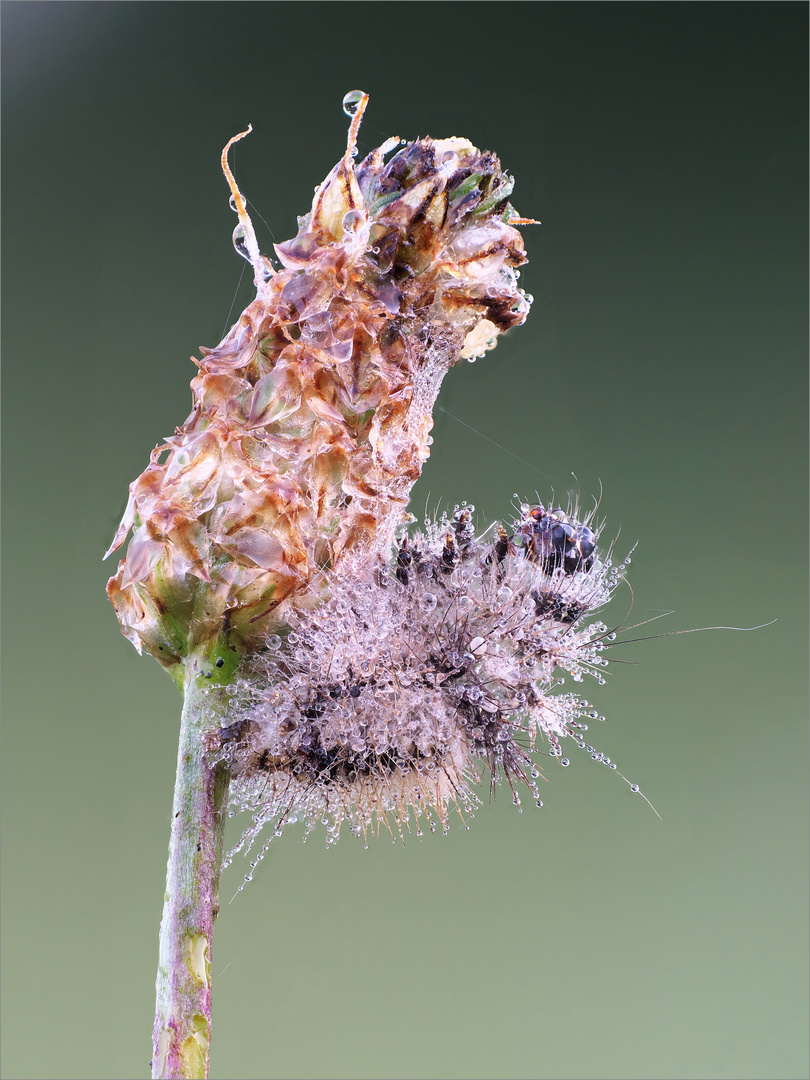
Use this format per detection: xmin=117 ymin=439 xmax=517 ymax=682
xmin=106 ymin=93 xmax=535 ymax=674
xmin=221 ymin=124 xmax=270 ymax=291
xmin=218 ymin=499 xmax=646 ymax=875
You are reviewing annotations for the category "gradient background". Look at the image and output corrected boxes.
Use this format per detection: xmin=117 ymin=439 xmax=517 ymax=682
xmin=2 ymin=4 xmax=807 ymax=1079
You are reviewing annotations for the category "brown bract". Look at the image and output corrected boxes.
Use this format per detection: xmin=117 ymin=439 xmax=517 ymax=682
xmin=106 ymin=105 xmax=533 ymax=670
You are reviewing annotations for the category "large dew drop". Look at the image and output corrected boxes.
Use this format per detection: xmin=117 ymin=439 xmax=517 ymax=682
xmin=232 ymin=224 xmax=250 ymax=262
xmin=342 ymin=90 xmax=366 ymax=117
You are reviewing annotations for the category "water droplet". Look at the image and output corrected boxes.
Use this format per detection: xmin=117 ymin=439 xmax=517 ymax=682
xmin=496 ymin=586 xmax=513 ymax=604
xmin=342 ymin=90 xmax=365 ymax=117
xmin=420 ymin=592 xmax=438 ymax=611
xmin=232 ymin=224 xmax=250 ymax=262
xmin=457 ymin=595 xmax=474 ymax=612
xmin=229 ymin=194 xmax=238 ymax=212
xmin=630 ymin=784 xmax=639 ymax=793
xmin=342 ymin=209 xmax=363 ymax=233
xmin=560 ymin=757 xmax=570 ymax=767
xmin=535 ymin=800 xmax=544 ymax=808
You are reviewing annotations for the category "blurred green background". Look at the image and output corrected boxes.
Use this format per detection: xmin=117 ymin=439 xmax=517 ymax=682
xmin=2 ymin=4 xmax=807 ymax=1079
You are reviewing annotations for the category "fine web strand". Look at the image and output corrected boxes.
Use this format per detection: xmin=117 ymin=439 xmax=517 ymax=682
xmin=438 ymin=406 xmax=552 ymax=480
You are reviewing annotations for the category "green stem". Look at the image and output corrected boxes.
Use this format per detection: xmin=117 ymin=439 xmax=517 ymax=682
xmin=152 ymin=659 xmax=231 ymax=1080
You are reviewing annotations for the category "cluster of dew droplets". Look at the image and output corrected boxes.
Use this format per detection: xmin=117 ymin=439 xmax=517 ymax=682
xmin=219 ymin=501 xmax=656 ymax=882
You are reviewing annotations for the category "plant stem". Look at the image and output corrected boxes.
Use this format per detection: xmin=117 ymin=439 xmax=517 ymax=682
xmin=152 ymin=661 xmax=231 ymax=1080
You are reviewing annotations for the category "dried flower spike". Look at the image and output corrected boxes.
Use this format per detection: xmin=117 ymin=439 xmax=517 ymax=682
xmin=106 ymin=90 xmax=534 ymax=677
xmin=106 ymin=94 xmax=536 ymax=1080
